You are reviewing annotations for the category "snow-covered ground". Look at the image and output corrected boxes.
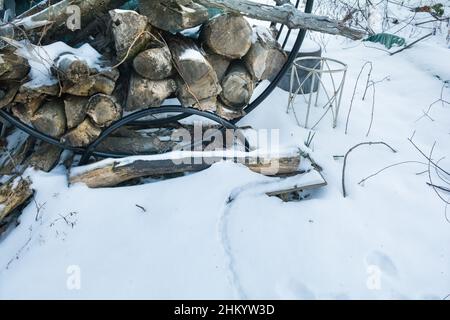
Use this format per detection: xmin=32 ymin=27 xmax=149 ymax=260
xmin=0 ymin=1 xmax=450 ymax=299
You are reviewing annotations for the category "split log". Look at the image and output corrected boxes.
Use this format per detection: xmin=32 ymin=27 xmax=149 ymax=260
xmin=61 ymin=118 xmax=102 ymax=147
xmin=244 ymin=26 xmax=287 ymax=80
xmin=220 ymin=62 xmax=254 ymax=109
xmin=11 ymin=103 xmax=37 ymax=124
xmin=0 ymin=177 xmax=33 ymax=224
xmin=140 ymin=0 xmax=209 ymax=33
xmin=109 ymin=9 xmax=152 ymax=61
xmin=200 ymin=13 xmax=253 ymax=59
xmin=64 ymin=96 xmax=89 ymax=129
xmin=86 ymin=94 xmax=122 ymax=128
xmin=25 ymin=142 xmax=62 ymax=172
xmin=194 ymin=0 xmax=367 ymax=40
xmin=0 ymin=51 xmax=30 ymax=81
xmin=31 ymin=99 xmax=67 ymax=138
xmin=133 ymin=44 xmax=174 ymax=80
xmin=126 ymin=73 xmax=177 ymax=111
xmin=263 ymin=47 xmax=288 ymax=80
xmin=15 ymin=82 xmax=60 ymax=101
xmin=168 ymin=35 xmax=221 ymax=109
xmin=70 ymin=152 xmax=301 ymax=188
xmin=12 ymin=83 xmax=59 ymax=118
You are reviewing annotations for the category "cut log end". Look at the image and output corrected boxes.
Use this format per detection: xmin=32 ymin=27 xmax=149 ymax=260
xmin=86 ymin=94 xmax=122 ymax=127
xmin=201 ymin=13 xmax=253 ymax=59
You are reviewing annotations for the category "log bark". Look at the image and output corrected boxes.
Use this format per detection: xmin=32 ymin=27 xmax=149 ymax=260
xmin=61 ymin=118 xmax=102 ymax=147
xmin=200 ymin=13 xmax=253 ymax=59
xmin=70 ymin=152 xmax=301 ymax=188
xmin=168 ymin=35 xmax=221 ymax=109
xmin=140 ymin=0 xmax=209 ymax=33
xmin=176 ymin=78 xmax=219 ymax=111
xmin=133 ymin=44 xmax=174 ymax=80
xmin=31 ymin=99 xmax=67 ymax=138
xmin=195 ymin=0 xmax=366 ymax=40
xmin=86 ymin=94 xmax=122 ymax=128
xmin=220 ymin=62 xmax=254 ymax=109
xmin=244 ymin=26 xmax=287 ymax=80
xmin=0 ymin=177 xmax=33 ymax=224
xmin=126 ymin=73 xmax=177 ymax=111
xmin=96 ymin=136 xmax=175 ymax=155
xmin=109 ymin=9 xmax=152 ymax=61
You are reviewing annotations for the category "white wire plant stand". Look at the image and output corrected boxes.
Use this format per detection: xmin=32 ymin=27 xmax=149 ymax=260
xmin=287 ymin=56 xmax=348 ymax=129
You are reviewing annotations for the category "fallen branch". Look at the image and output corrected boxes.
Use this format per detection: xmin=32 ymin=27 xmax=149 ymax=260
xmin=70 ymin=151 xmax=302 ymax=188
xmin=194 ymin=0 xmax=367 ymax=40
xmin=342 ymin=142 xmax=397 ymax=198
xmin=390 ymin=32 xmax=433 ymax=56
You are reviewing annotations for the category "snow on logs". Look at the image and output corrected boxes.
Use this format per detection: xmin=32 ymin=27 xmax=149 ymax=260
xmin=1 ymin=8 xmax=289 ymax=151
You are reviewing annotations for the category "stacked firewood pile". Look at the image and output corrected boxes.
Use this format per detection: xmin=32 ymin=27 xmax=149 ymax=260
xmin=0 ymin=0 xmax=363 ymax=232
xmin=0 ymin=2 xmax=287 ymax=152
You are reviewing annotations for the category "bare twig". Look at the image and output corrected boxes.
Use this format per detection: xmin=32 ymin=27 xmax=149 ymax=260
xmin=135 ymin=204 xmax=147 ymax=213
xmin=358 ymin=161 xmax=429 ymax=185
xmin=416 ymin=82 xmax=450 ymax=122
xmin=427 ymin=143 xmax=450 ymax=205
xmin=426 ymin=183 xmax=450 ymax=193
xmin=342 ymin=141 xmax=397 ymax=197
xmin=345 ymin=61 xmax=373 ymax=134
xmin=366 ymin=80 xmax=376 ymax=137
xmin=408 ymin=138 xmax=450 ymax=176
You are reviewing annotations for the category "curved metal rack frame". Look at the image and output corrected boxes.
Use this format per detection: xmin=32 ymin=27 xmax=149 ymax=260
xmin=0 ymin=0 xmax=314 ymax=166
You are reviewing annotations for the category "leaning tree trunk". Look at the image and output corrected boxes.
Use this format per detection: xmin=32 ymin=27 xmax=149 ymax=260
xmin=194 ymin=0 xmax=366 ymax=40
